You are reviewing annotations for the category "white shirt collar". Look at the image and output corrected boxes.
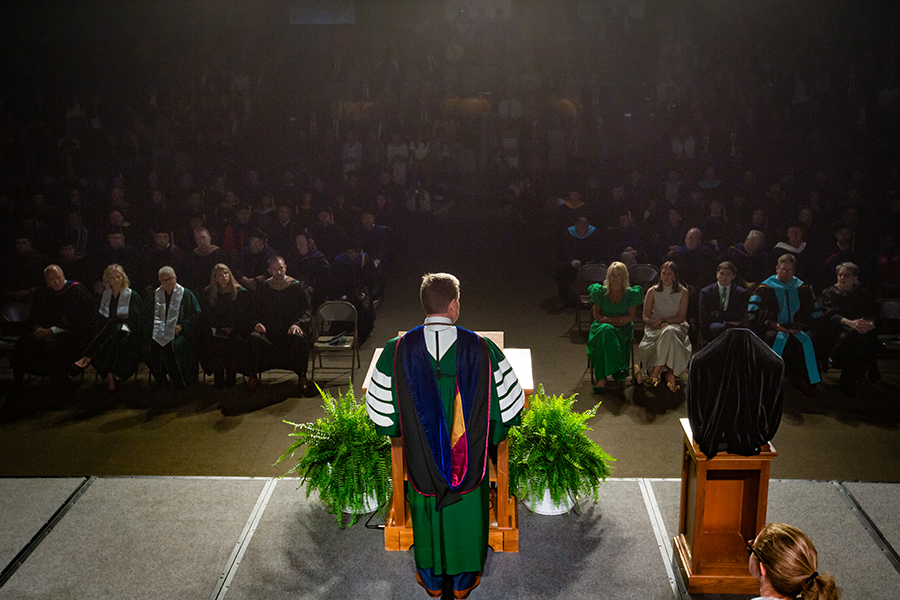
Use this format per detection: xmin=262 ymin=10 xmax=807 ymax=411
xmin=423 ymin=316 xmax=456 ymax=361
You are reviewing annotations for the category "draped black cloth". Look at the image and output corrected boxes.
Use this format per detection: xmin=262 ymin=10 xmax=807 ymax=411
xmin=686 ymin=328 xmax=784 ymax=459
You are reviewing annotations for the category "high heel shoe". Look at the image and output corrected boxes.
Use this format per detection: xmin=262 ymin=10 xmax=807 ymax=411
xmin=646 ymin=375 xmax=660 ymax=387
xmin=69 ymin=359 xmax=89 ymax=377
xmin=666 ymin=380 xmax=680 ymax=392
xmin=632 ymin=365 xmax=643 ymax=385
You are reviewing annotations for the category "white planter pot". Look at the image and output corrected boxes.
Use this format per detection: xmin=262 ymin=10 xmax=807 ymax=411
xmin=522 ymin=489 xmax=576 ymax=515
xmin=343 ymin=492 xmax=380 ymax=515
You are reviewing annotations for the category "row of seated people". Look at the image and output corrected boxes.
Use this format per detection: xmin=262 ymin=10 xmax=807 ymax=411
xmin=585 ymin=256 xmax=880 ymax=399
xmin=555 ymin=207 xmax=873 ymax=312
xmin=2 ymin=221 xmax=383 ymax=343
xmin=4 ymin=196 xmax=390 ymax=299
xmin=9 ymin=258 xmax=362 ymax=400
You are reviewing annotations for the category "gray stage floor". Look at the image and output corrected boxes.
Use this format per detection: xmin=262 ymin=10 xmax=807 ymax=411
xmin=1 ymin=478 xmax=898 ymax=600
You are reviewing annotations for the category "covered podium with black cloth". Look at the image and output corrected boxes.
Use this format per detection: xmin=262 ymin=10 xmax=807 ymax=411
xmin=675 ymin=328 xmax=784 ymax=594
xmin=687 ymin=328 xmax=784 ymax=459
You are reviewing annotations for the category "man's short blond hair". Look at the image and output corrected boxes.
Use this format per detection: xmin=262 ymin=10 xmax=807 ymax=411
xmin=420 ymin=273 xmax=460 ymax=315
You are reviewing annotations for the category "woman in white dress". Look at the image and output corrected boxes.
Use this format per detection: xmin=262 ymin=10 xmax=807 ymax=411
xmin=638 ymin=261 xmax=692 ymax=391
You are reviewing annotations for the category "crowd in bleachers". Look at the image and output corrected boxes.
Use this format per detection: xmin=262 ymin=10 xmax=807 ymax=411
xmin=1 ymin=1 xmax=898 ymax=398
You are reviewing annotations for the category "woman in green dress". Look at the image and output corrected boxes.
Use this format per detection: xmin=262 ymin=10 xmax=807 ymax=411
xmin=586 ymin=261 xmax=643 ymax=392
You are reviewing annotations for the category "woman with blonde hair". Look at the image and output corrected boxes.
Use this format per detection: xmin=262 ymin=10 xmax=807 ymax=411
xmin=73 ymin=264 xmax=145 ymax=391
xmin=585 ymin=261 xmax=643 ymax=392
xmin=200 ymin=263 xmax=250 ymax=388
xmin=748 ymin=522 xmax=841 ymax=600
xmin=637 ymin=260 xmax=692 ymax=391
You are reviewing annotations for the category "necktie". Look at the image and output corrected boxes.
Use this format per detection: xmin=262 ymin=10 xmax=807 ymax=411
xmin=720 ymin=287 xmax=727 ymax=311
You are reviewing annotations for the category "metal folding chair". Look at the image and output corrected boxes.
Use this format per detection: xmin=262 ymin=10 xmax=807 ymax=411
xmin=310 ymin=301 xmax=361 ymax=386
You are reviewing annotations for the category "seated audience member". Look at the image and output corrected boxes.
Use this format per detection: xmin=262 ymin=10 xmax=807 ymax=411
xmin=222 ymin=203 xmax=255 ymax=254
xmin=552 ymin=189 xmax=590 ymax=233
xmin=286 ymin=232 xmax=330 ymax=309
xmin=821 ymin=225 xmax=858 ymax=287
xmin=747 ymin=205 xmax=772 ymax=238
xmin=12 ymin=265 xmax=92 ymax=397
xmin=267 ymin=202 xmax=297 ymax=255
xmin=73 ymin=264 xmax=145 ymax=392
xmin=248 ymin=255 xmax=314 ymax=396
xmin=656 ymin=208 xmax=687 ymax=263
xmin=818 ymin=262 xmax=879 ymax=397
xmin=146 ymin=266 xmax=201 ymax=390
xmin=638 ymin=261 xmax=692 ymax=392
xmin=57 ymin=238 xmax=92 ymax=288
xmin=699 ymin=261 xmax=747 ymax=343
xmin=235 ymin=228 xmax=275 ymax=291
xmin=773 ymin=224 xmax=813 ymax=284
xmin=330 ymin=242 xmax=379 ymax=345
xmin=662 ymin=169 xmax=686 ymax=211
xmin=183 ymin=227 xmax=227 ymax=296
xmin=668 ymin=228 xmax=718 ymax=292
xmin=253 ymin=193 xmax=278 ymax=239
xmin=585 ymin=261 xmax=643 ymax=392
xmin=358 ymin=210 xmax=390 ymax=269
xmin=200 ymin=264 xmax=251 ymax=388
xmin=295 ymin=190 xmax=317 ymax=232
xmin=702 ymin=197 xmax=733 ymax=254
xmin=308 ymin=206 xmax=348 ymax=261
xmin=92 ymin=226 xmax=140 ymax=294
xmin=725 ymin=230 xmax=769 ymax=289
xmin=2 ymin=232 xmax=51 ymax=332
xmin=668 ymin=227 xmax=717 ymax=341
xmin=748 ymin=254 xmax=823 ymax=395
xmin=143 ymin=228 xmax=184 ymax=296
xmin=176 ymin=210 xmax=207 ymax=251
xmin=748 ymin=522 xmax=841 ymax=600
xmin=604 ymin=209 xmax=643 ymax=266
xmin=554 ymin=215 xmax=603 ymax=309
xmin=61 ymin=208 xmax=92 ymax=257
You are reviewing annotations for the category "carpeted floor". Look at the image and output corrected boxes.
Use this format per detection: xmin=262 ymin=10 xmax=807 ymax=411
xmin=2 ymin=477 xmax=898 ymax=600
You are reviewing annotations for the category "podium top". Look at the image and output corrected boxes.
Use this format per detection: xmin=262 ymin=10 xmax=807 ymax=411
xmin=680 ymin=418 xmax=776 ymax=460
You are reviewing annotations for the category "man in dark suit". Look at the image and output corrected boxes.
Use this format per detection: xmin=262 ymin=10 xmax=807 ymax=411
xmin=699 ymin=261 xmax=747 ymax=343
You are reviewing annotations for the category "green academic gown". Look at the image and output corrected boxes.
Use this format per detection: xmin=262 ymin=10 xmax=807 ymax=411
xmin=366 ymin=320 xmax=524 ymax=576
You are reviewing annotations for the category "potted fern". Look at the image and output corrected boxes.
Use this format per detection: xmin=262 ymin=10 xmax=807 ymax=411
xmin=275 ymin=385 xmax=392 ymax=527
xmin=509 ymin=385 xmax=615 ymax=515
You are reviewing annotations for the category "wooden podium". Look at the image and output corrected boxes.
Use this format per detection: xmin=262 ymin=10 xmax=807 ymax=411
xmin=673 ymin=418 xmax=777 ymax=595
xmin=361 ymin=332 xmax=533 ymax=554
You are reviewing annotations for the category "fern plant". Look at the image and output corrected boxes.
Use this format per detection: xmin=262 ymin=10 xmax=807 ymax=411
xmin=509 ymin=385 xmax=615 ymax=510
xmin=275 ymin=385 xmax=392 ymax=527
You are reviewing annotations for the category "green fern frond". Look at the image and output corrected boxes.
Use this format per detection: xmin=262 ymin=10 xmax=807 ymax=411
xmin=509 ymin=384 xmax=615 ymax=507
xmin=275 ymin=386 xmax=392 ymax=528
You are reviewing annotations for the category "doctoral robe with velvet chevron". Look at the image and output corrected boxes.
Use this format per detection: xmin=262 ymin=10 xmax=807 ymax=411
xmin=366 ymin=318 xmax=524 ymax=577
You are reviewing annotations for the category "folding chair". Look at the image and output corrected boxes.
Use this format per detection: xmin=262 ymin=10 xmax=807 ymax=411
xmin=575 ymin=263 xmax=607 ymax=335
xmin=310 ymin=301 xmax=361 ymax=386
xmin=627 ymin=264 xmax=660 ymax=379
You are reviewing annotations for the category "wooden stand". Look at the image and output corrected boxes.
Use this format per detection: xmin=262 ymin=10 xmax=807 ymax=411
xmin=361 ymin=332 xmax=532 ymax=554
xmin=673 ymin=418 xmax=777 ymax=595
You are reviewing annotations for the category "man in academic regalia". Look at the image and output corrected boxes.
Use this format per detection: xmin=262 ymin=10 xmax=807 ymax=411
xmin=365 ymin=273 xmax=525 ymax=599
xmin=12 ymin=264 xmax=92 ymax=397
xmin=146 ymin=266 xmax=201 ymax=389
xmin=747 ymin=254 xmax=823 ymax=395
xmin=247 ymin=255 xmax=314 ymax=396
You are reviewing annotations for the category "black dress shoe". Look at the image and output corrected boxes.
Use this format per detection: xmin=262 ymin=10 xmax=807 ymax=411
xmin=297 ymin=376 xmax=312 ymax=397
